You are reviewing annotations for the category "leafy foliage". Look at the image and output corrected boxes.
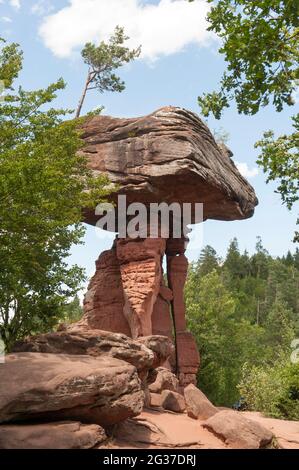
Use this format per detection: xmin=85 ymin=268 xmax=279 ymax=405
xmin=76 ymin=26 xmax=141 ymax=117
xmin=239 ymin=359 xmax=299 ymax=420
xmin=186 ymin=269 xmax=265 ymax=405
xmin=198 ymin=0 xmax=299 ymax=117
xmin=255 ymin=114 xmax=299 ymax=241
xmin=0 ymin=38 xmax=22 ymax=89
xmin=0 ymin=38 xmax=110 ymax=350
xmin=194 ymin=1 xmax=299 ymax=238
xmin=60 ymin=295 xmax=83 ymax=325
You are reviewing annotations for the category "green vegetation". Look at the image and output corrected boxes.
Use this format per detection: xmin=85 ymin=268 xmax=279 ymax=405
xmin=60 ymin=295 xmax=83 ymax=325
xmin=255 ymin=115 xmax=299 ymax=242
xmin=193 ymin=4 xmax=299 ymax=402
xmin=0 ymin=38 xmax=110 ymax=351
xmin=239 ymin=358 xmax=299 ymax=420
xmin=198 ymin=1 xmax=298 ymax=118
xmin=185 ymin=238 xmax=299 ymax=418
xmin=194 ymin=0 xmax=299 ymax=238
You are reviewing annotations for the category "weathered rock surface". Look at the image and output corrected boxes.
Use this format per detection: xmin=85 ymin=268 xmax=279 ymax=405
xmin=116 ymin=238 xmax=166 ymax=339
xmin=12 ymin=330 xmax=174 ymax=389
xmin=82 ymin=106 xmax=258 ymax=224
xmin=242 ymin=411 xmax=299 ymax=449
xmin=203 ymin=410 xmax=274 ymax=449
xmin=109 ymin=410 xmax=227 ymax=449
xmin=81 ymin=238 xmax=171 ymax=342
xmin=149 ymin=367 xmax=179 ymax=394
xmin=152 ymin=285 xmax=173 ymax=341
xmin=166 ymin=240 xmax=200 ymax=386
xmin=79 ymin=235 xmax=197 ymax=386
xmin=0 ymin=421 xmax=106 ymax=449
xmin=161 ymin=390 xmax=186 ymax=413
xmin=104 ymin=409 xmax=299 ymax=450
xmin=13 ymin=329 xmax=154 ymax=373
xmin=137 ymin=336 xmax=174 ymax=369
xmin=184 ymin=384 xmax=218 ymax=420
xmin=0 ymin=353 xmax=143 ymax=427
xmin=79 ymin=246 xmax=131 ymax=336
xmin=150 ymin=393 xmax=163 ymax=408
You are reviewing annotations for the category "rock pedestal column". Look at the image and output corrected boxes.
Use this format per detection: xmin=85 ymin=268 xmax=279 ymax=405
xmin=116 ymin=237 xmax=166 ymax=339
xmin=81 ymin=243 xmax=131 ymax=336
xmin=166 ymin=238 xmax=200 ymax=387
xmin=82 ymin=235 xmax=199 ymax=387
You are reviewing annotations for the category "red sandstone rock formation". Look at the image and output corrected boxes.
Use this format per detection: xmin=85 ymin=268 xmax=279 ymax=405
xmin=81 ymin=235 xmax=198 ymax=385
xmin=77 ymin=106 xmax=258 ymax=387
xmin=0 ymin=353 xmax=144 ymax=427
xmin=116 ymin=237 xmax=166 ymax=338
xmin=0 ymin=421 xmax=107 ymax=449
xmin=184 ymin=384 xmax=219 ymax=420
xmin=82 ymin=245 xmax=131 ymax=336
xmin=81 ymin=106 xmax=257 ymax=224
xmin=203 ymin=410 xmax=274 ymax=449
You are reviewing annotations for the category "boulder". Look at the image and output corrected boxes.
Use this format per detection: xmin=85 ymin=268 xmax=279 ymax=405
xmin=12 ymin=330 xmax=175 ymax=390
xmin=149 ymin=393 xmax=163 ymax=408
xmin=184 ymin=384 xmax=218 ymax=420
xmin=137 ymin=336 xmax=175 ymax=369
xmin=202 ymin=410 xmax=274 ymax=449
xmin=0 ymin=421 xmax=106 ymax=449
xmin=149 ymin=367 xmax=179 ymax=394
xmin=0 ymin=353 xmax=144 ymax=427
xmin=242 ymin=411 xmax=299 ymax=450
xmin=12 ymin=329 xmax=154 ymax=373
xmin=161 ymin=390 xmax=186 ymax=413
xmin=82 ymin=106 xmax=258 ymax=224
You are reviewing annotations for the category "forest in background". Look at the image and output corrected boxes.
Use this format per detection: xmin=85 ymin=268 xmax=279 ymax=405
xmin=185 ymin=237 xmax=299 ymax=419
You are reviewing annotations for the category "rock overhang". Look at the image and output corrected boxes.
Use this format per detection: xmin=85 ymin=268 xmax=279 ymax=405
xmin=80 ymin=106 xmax=258 ymax=226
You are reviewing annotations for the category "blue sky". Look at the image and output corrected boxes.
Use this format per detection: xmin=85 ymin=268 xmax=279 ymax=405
xmin=1 ymin=0 xmax=298 ymax=285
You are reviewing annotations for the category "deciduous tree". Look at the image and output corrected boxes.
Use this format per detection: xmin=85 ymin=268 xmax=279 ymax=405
xmin=192 ymin=0 xmax=299 ymax=238
xmin=0 ymin=38 xmax=110 ymax=350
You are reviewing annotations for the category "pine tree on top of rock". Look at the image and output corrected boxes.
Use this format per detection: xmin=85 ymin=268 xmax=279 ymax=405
xmin=76 ymin=26 xmax=141 ymax=118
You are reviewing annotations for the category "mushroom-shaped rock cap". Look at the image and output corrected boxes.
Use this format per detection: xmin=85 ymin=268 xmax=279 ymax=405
xmin=82 ymin=106 xmax=258 ymax=225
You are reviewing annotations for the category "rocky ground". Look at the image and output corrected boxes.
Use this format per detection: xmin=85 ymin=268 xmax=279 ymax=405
xmin=102 ymin=409 xmax=299 ymax=450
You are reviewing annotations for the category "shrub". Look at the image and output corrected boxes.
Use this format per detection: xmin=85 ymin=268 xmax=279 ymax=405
xmin=238 ymin=358 xmax=299 ymax=420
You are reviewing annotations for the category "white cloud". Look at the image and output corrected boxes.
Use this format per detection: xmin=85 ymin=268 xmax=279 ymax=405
xmin=236 ymin=161 xmax=259 ymax=179
xmin=39 ymin=0 xmax=214 ymax=60
xmin=9 ymin=0 xmax=21 ymax=10
xmin=31 ymin=0 xmax=54 ymax=16
xmin=1 ymin=16 xmax=12 ymax=22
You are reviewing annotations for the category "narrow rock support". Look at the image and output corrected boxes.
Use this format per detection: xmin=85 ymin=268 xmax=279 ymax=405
xmin=116 ymin=237 xmax=166 ymax=339
xmin=81 ymin=234 xmax=199 ymax=387
xmin=166 ymin=238 xmax=200 ymax=386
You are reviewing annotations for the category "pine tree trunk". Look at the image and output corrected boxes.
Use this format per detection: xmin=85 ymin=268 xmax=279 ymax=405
xmin=256 ymin=298 xmax=260 ymax=325
xmin=76 ymin=72 xmax=91 ymax=118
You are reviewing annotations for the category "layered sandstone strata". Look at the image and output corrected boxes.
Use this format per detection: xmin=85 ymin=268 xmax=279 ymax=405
xmin=77 ymin=106 xmax=258 ymax=387
xmin=81 ymin=106 xmax=258 ymax=224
